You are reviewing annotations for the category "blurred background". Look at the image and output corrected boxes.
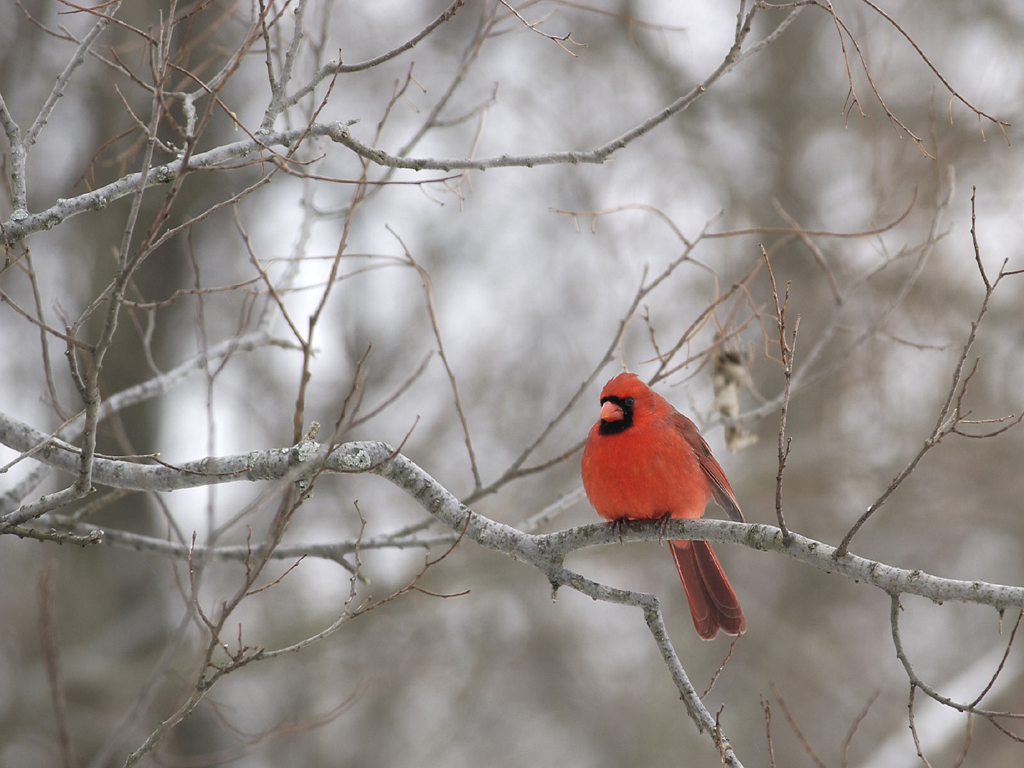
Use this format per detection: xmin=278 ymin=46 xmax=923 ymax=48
xmin=1 ymin=0 xmax=1023 ymax=766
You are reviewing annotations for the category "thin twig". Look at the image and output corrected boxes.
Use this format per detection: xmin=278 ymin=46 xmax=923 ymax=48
xmin=835 ymin=190 xmax=1022 ymax=557
xmin=771 ymin=682 xmax=828 ymax=768
xmin=38 ymin=566 xmax=78 ymax=768
xmin=889 ymin=594 xmax=1024 ymax=721
xmin=907 ymin=684 xmax=936 ymax=768
xmin=391 ymin=229 xmax=482 ymax=490
xmin=841 ymin=690 xmax=880 ymax=768
xmin=702 ymin=636 xmax=741 ymax=699
xmin=762 ymin=248 xmax=796 ymax=542
xmin=969 ymin=610 xmax=1024 ymax=708
xmin=498 ymin=0 xmax=584 ymax=56
xmin=761 ymin=695 xmax=777 ymax=768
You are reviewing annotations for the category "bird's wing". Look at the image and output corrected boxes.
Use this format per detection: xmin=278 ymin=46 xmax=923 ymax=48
xmin=672 ymin=412 xmax=744 ymax=523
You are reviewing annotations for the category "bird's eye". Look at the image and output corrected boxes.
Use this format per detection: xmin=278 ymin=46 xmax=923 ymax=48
xmin=624 ymin=397 xmax=634 ymax=407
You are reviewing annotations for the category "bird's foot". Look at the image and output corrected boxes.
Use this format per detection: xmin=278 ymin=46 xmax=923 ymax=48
xmin=610 ymin=517 xmax=629 ymax=545
xmin=655 ymin=512 xmax=674 ymax=544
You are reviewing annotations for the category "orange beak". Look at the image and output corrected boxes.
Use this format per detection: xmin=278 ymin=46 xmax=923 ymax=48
xmin=599 ymin=401 xmax=624 ymax=422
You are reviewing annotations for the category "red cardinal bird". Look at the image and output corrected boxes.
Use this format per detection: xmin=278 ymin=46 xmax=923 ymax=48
xmin=581 ymin=373 xmax=746 ymax=640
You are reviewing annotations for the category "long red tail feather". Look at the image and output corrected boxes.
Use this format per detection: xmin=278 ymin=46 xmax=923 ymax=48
xmin=669 ymin=540 xmax=745 ymax=640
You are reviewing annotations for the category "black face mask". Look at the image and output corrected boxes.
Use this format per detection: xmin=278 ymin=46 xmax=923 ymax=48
xmin=597 ymin=395 xmax=634 ymax=436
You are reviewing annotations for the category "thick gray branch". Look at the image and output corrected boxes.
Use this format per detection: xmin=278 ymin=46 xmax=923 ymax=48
xmin=545 ymin=518 xmax=1024 ymax=612
xmin=304 ymin=5 xmax=767 ymax=176
xmin=2 ymin=415 xmax=1020 ymax=613
xmin=0 ymin=419 xmax=739 ymax=757
xmin=2 ymin=124 xmax=339 ymax=244
xmin=0 ymin=3 xmax=773 ymax=245
xmin=7 ymin=415 xmax=1020 ymax=762
xmin=0 ymin=411 xmax=322 ymax=496
xmin=325 ymin=9 xmax=755 ymax=175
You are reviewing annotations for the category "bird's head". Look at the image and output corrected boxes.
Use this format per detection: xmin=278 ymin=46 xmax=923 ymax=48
xmin=596 ymin=372 xmax=654 ymax=435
